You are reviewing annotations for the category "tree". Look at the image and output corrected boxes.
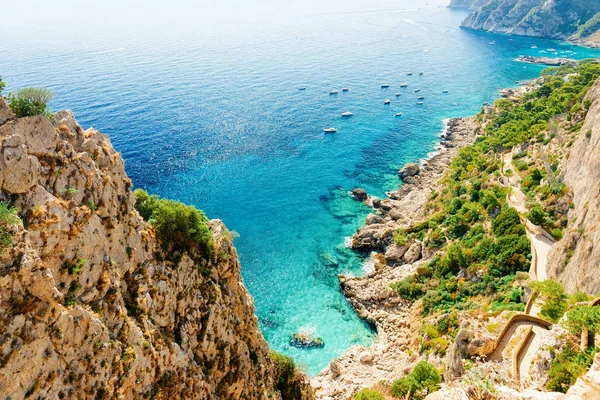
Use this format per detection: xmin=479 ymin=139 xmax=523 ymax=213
xmin=531 ymin=280 xmax=568 ymax=323
xmin=8 ymin=87 xmax=53 ymax=117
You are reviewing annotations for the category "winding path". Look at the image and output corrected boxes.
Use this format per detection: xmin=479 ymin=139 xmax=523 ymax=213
xmin=495 ymin=154 xmax=556 ymax=385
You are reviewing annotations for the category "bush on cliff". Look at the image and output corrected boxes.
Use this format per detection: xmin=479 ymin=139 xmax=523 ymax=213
xmin=0 ymin=76 xmax=5 ymax=94
xmin=134 ymin=189 xmax=213 ymax=259
xmin=270 ymin=351 xmax=307 ymax=400
xmin=546 ymin=344 xmax=599 ymax=393
xmin=7 ymin=87 xmax=54 ymax=118
xmin=0 ymin=202 xmax=19 ymax=252
xmin=354 ymin=388 xmax=385 ymax=400
xmin=390 ymin=361 xmax=441 ymax=399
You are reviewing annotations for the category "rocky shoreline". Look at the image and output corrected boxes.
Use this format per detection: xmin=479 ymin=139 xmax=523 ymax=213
xmin=310 ymin=116 xmax=479 ymax=399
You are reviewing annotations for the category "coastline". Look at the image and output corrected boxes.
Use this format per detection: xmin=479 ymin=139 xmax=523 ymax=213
xmin=310 ymin=116 xmax=479 ymax=399
xmin=312 ymin=78 xmax=542 ymax=398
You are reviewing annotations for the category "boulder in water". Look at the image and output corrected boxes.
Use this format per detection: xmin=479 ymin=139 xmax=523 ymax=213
xmin=290 ymin=332 xmax=325 ymax=349
xmin=351 ymin=188 xmax=368 ymax=200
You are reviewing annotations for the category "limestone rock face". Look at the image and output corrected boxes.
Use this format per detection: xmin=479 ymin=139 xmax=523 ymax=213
xmin=0 ymin=99 xmax=303 ymax=399
xmin=460 ymin=0 xmax=600 ymax=47
xmin=547 ymin=78 xmax=600 ymax=294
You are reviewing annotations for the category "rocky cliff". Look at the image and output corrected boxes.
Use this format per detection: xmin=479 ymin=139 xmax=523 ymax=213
xmin=546 ymin=78 xmax=600 ymax=295
xmin=0 ymin=98 xmax=307 ymax=399
xmin=458 ymin=0 xmax=600 ymax=47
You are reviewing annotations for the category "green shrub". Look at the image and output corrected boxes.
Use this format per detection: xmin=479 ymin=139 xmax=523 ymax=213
xmin=391 ymin=276 xmax=425 ymax=300
xmin=0 ymin=202 xmax=19 ymax=252
xmin=391 ymin=361 xmax=441 ymax=399
xmin=0 ymin=76 xmax=5 ymax=94
xmin=354 ymin=388 xmax=385 ymax=400
xmin=270 ymin=351 xmax=306 ymax=400
xmin=586 ymin=129 xmax=592 ymax=139
xmin=530 ymin=279 xmax=568 ymax=323
xmin=527 ymin=205 xmax=549 ymax=227
xmin=565 ymin=305 xmax=600 ymax=336
xmin=547 ymin=345 xmax=598 ymax=393
xmin=8 ymin=87 xmax=54 ymax=117
xmin=551 ymin=228 xmax=564 ymax=241
xmin=134 ymin=189 xmax=213 ymax=259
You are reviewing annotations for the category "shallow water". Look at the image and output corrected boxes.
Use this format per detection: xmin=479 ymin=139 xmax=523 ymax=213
xmin=2 ymin=0 xmax=600 ymax=375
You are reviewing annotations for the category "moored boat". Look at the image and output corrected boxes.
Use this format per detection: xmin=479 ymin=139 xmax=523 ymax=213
xmin=324 ymin=127 xmax=337 ymax=133
xmin=384 ymin=99 xmax=391 ymax=104
xmin=341 ymin=111 xmax=353 ymax=117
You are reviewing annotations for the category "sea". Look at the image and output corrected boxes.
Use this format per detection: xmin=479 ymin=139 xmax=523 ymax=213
xmin=2 ymin=0 xmax=600 ymax=375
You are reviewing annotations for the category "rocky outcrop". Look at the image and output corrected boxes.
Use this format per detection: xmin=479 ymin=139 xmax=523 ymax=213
xmin=459 ymin=0 xmax=600 ymax=47
xmin=0 ymin=99 xmax=309 ymax=399
xmin=398 ymin=162 xmax=419 ymax=181
xmin=547 ymin=78 xmax=600 ymax=295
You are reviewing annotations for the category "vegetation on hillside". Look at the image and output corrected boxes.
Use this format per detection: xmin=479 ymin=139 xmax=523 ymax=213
xmin=134 ymin=189 xmax=213 ymax=260
xmin=0 ymin=76 xmax=5 ymax=94
xmin=7 ymin=87 xmax=54 ymax=118
xmin=0 ymin=201 xmax=19 ymax=253
xmin=387 ymin=60 xmax=600 ymax=372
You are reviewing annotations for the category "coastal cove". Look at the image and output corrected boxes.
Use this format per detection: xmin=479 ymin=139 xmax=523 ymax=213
xmin=3 ymin=1 xmax=600 ymax=376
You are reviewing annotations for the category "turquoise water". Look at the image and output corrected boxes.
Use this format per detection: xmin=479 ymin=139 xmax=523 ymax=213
xmin=2 ymin=0 xmax=600 ymax=375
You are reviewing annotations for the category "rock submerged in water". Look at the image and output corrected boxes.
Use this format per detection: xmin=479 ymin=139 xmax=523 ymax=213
xmin=398 ymin=162 xmax=419 ymax=181
xmin=290 ymin=333 xmax=325 ymax=349
xmin=351 ymin=188 xmax=368 ymax=200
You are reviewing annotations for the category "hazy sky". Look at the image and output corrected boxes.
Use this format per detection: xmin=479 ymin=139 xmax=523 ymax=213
xmin=1 ymin=0 xmax=444 ymax=42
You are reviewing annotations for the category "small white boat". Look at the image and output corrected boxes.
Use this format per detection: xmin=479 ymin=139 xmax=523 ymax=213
xmin=394 ymin=112 xmax=403 ymax=117
xmin=419 ymin=72 xmax=424 ymax=75
xmin=531 ymin=45 xmax=537 ymax=49
xmin=407 ymin=72 xmax=413 ymax=76
xmin=298 ymin=87 xmax=306 ymax=91
xmin=324 ymin=128 xmax=337 ymax=133
xmin=384 ymin=99 xmax=391 ymax=104
xmin=330 ymin=90 xmax=338 ymax=95
xmin=395 ymin=92 xmax=402 ymax=97
xmin=416 ymin=102 xmax=424 ymax=105
xmin=342 ymin=88 xmax=349 ymax=92
xmin=418 ymin=96 xmax=425 ymax=100
xmin=400 ymin=83 xmax=408 ymax=88
xmin=381 ymin=84 xmax=390 ymax=88
xmin=489 ymin=41 xmax=496 ymax=45
xmin=548 ymin=48 xmax=557 ymax=52
xmin=443 ymin=90 xmax=449 ymax=93
xmin=341 ymin=111 xmax=353 ymax=117
xmin=415 ymin=89 xmax=421 ymax=92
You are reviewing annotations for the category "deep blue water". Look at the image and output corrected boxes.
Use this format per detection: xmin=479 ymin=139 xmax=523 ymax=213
xmin=2 ymin=1 xmax=600 ymax=375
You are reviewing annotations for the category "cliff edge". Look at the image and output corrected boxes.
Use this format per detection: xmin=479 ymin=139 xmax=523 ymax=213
xmin=0 ymin=98 xmax=310 ymax=399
